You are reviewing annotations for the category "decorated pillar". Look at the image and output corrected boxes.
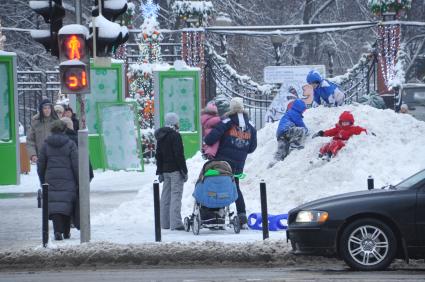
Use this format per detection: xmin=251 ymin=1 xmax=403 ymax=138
xmin=172 ymin=1 xmax=214 ymax=107
xmin=368 ymin=0 xmax=411 ymax=108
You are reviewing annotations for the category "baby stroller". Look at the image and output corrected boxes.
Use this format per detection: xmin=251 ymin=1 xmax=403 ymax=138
xmin=184 ymin=160 xmax=241 ymax=235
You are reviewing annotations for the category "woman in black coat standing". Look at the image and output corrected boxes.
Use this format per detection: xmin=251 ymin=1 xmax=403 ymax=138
xmin=37 ymin=120 xmax=79 ymax=240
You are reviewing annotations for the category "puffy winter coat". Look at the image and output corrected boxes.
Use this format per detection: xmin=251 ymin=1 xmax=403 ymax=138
xmin=37 ymin=133 xmax=79 ymax=217
xmin=276 ymin=99 xmax=308 ymax=138
xmin=201 ymin=110 xmax=221 ymax=158
xmin=155 ymin=127 xmax=188 ymax=175
xmin=204 ymin=113 xmax=257 ymax=174
xmin=324 ymin=125 xmax=367 ymax=140
xmin=313 ymin=80 xmax=340 ymax=105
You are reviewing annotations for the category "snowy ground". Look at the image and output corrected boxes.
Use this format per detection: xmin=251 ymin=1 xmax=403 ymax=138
xmin=1 ymin=104 xmax=425 ymax=249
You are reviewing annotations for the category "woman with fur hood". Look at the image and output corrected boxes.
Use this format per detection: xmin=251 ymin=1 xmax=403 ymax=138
xmin=201 ymin=102 xmax=221 ymax=159
xmin=27 ymin=99 xmax=59 ymax=163
xmin=204 ymin=97 xmax=257 ymax=228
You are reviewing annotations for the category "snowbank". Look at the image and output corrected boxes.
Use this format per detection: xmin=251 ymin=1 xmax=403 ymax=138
xmin=0 ymin=240 xmax=305 ymax=270
xmin=94 ymin=104 xmax=425 ymax=234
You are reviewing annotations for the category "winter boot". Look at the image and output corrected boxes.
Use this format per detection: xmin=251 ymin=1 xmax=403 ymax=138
xmin=239 ymin=213 xmax=248 ymax=230
xmin=63 ymin=233 xmax=71 ymax=239
xmin=54 ymin=232 xmax=63 ymax=241
xmin=290 ymin=142 xmax=304 ymax=150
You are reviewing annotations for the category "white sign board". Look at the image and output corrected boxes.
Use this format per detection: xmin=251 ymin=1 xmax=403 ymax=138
xmin=264 ymin=65 xmax=326 ymax=84
xmin=263 ymin=65 xmax=326 ymax=123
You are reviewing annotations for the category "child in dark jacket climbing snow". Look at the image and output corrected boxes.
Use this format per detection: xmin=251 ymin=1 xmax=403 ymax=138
xmin=312 ymin=111 xmax=367 ymax=159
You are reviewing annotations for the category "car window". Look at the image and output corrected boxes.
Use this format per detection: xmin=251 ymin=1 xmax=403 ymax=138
xmin=396 ymin=169 xmax=425 ymax=190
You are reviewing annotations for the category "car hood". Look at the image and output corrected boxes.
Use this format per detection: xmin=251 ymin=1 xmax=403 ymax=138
xmin=291 ymin=188 xmax=394 ymax=212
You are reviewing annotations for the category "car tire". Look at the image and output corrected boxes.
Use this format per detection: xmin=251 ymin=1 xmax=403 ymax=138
xmin=339 ymin=218 xmax=397 ymax=271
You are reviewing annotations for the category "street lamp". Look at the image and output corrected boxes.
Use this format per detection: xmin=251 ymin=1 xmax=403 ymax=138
xmin=214 ymin=12 xmax=232 ymax=59
xmin=271 ymin=34 xmax=285 ymax=66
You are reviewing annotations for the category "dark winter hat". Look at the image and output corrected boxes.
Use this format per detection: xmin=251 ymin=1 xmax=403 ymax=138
xmin=51 ymin=120 xmax=67 ymax=133
xmin=38 ymin=98 xmax=53 ymax=113
xmin=339 ymin=111 xmax=354 ymax=124
xmin=165 ymin=112 xmax=179 ymax=127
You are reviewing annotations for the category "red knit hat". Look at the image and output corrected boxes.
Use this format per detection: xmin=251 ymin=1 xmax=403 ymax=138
xmin=339 ymin=111 xmax=354 ymax=124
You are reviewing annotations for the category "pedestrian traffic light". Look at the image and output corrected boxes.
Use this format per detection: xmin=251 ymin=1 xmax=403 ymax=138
xmin=58 ymin=25 xmax=90 ymax=94
xmin=90 ymin=0 xmax=129 ymax=57
xmin=58 ymin=25 xmax=90 ymax=63
xmin=29 ymin=0 xmax=65 ymax=57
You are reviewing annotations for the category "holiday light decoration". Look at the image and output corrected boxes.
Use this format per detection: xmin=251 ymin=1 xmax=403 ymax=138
xmin=183 ymin=31 xmax=204 ymax=69
xmin=377 ymin=23 xmax=401 ymax=88
xmin=128 ymin=0 xmax=163 ymax=129
xmin=0 ymin=20 xmax=6 ymax=50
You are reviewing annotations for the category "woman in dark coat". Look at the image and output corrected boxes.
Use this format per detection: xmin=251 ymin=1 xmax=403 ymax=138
xmin=37 ymin=120 xmax=79 ymax=240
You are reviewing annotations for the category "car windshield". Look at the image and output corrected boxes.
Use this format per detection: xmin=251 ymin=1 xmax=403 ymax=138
xmin=395 ymin=169 xmax=425 ymax=190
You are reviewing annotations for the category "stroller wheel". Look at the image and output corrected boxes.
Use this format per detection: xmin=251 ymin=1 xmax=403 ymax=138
xmin=232 ymin=215 xmax=241 ymax=234
xmin=192 ymin=214 xmax=201 ymax=235
xmin=184 ymin=217 xmax=191 ymax=232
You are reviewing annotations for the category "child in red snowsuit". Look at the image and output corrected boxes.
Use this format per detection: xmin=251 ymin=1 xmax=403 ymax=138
xmin=312 ymin=111 xmax=367 ymax=159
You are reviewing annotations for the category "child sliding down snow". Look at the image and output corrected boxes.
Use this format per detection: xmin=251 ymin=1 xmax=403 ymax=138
xmin=312 ymin=111 xmax=367 ymax=160
xmin=273 ymin=99 xmax=308 ymax=163
xmin=201 ymin=102 xmax=221 ymax=159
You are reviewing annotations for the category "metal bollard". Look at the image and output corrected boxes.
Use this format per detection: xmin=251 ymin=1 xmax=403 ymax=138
xmin=37 ymin=189 xmax=42 ymax=208
xmin=42 ymin=183 xmax=49 ymax=247
xmin=260 ymin=180 xmax=269 ymax=240
xmin=368 ymin=176 xmax=374 ymax=190
xmin=153 ymin=181 xmax=161 ymax=242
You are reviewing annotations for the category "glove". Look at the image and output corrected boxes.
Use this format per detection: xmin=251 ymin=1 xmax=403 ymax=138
xmin=180 ymin=171 xmax=188 ymax=183
xmin=311 ymin=130 xmax=324 ymax=139
xmin=158 ymin=174 xmax=164 ymax=183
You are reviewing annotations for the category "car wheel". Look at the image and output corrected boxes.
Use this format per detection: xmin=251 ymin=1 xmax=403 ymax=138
xmin=339 ymin=218 xmax=397 ymax=271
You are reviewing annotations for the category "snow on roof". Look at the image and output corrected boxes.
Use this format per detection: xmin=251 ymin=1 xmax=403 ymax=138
xmin=30 ymin=29 xmax=50 ymax=38
xmin=29 ymin=1 xmax=49 ymax=9
xmin=104 ymin=0 xmax=127 ymax=10
xmin=59 ymin=24 xmax=90 ymax=39
xmin=59 ymin=59 xmax=86 ymax=66
xmin=91 ymin=15 xmax=121 ymax=39
xmin=0 ymin=50 xmax=16 ymax=56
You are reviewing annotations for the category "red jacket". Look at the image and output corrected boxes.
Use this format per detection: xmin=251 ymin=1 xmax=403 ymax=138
xmin=323 ymin=124 xmax=367 ymax=141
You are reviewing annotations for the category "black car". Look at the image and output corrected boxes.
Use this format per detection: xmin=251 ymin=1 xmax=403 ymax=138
xmin=287 ymin=169 xmax=425 ymax=271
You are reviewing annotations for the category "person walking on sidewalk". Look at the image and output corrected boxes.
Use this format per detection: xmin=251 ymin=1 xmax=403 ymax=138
xmin=155 ymin=112 xmax=188 ymax=231
xmin=37 ymin=120 xmax=79 ymax=240
xmin=204 ymin=97 xmax=257 ymax=228
xmin=27 ymin=98 xmax=59 ymax=163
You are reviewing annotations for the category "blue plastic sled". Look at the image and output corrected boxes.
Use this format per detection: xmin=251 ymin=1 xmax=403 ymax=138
xmin=248 ymin=213 xmax=288 ymax=231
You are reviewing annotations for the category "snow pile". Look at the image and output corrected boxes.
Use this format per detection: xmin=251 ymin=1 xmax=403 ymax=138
xmin=92 ymin=104 xmax=425 ymax=240
xmin=0 ymin=240 xmax=321 ymax=270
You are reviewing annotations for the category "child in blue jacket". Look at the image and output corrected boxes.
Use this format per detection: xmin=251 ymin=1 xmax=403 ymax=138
xmin=273 ymin=99 xmax=308 ymax=162
xmin=306 ymin=70 xmax=345 ymax=107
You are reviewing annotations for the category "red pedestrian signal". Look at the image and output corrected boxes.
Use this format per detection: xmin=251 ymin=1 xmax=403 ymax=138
xmin=58 ymin=25 xmax=90 ymax=94
xmin=58 ymin=27 xmax=89 ymax=63
xmin=66 ymin=35 xmax=82 ymax=60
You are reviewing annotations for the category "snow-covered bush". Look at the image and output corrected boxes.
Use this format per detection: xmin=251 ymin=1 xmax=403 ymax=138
xmin=368 ymin=0 xmax=412 ymax=14
xmin=172 ymin=1 xmax=214 ymax=27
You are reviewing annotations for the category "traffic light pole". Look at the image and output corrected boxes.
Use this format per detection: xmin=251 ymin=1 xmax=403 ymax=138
xmin=77 ymin=94 xmax=91 ymax=243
